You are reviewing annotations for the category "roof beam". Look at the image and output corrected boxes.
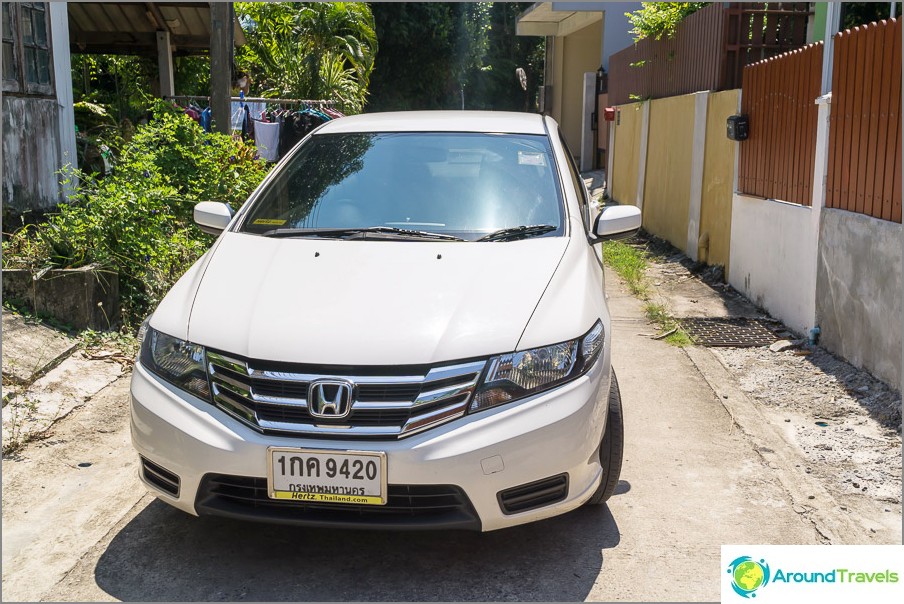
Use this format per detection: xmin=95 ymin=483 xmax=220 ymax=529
xmin=145 ymin=3 xmax=172 ymax=34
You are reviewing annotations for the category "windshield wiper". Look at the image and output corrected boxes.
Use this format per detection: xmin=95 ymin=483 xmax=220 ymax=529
xmin=260 ymin=226 xmax=463 ymax=241
xmin=478 ymin=224 xmax=557 ymax=242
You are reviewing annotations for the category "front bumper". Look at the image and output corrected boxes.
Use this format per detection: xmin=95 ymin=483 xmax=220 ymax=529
xmin=129 ymin=353 xmax=611 ymax=532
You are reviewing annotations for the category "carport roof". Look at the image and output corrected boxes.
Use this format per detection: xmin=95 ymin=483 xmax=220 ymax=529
xmin=68 ymin=2 xmax=245 ymax=56
xmin=516 ymin=2 xmax=604 ymax=37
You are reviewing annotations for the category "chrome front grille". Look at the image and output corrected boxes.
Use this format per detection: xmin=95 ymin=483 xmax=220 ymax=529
xmin=206 ymin=351 xmax=486 ymax=439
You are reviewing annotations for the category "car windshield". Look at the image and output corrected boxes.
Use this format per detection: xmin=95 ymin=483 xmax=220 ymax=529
xmin=239 ymin=132 xmax=564 ymax=241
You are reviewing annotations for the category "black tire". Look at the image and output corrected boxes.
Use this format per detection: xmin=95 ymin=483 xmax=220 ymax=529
xmin=586 ymin=369 xmax=625 ymax=505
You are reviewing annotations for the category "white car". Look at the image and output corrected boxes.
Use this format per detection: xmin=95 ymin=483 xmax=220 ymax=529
xmin=130 ymin=111 xmax=641 ymax=531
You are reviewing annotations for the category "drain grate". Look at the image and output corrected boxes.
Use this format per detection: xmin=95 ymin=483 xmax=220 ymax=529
xmin=680 ymin=317 xmax=780 ymax=347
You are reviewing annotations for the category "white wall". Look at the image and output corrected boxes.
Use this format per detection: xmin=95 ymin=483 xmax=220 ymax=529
xmin=728 ymin=194 xmax=818 ymax=335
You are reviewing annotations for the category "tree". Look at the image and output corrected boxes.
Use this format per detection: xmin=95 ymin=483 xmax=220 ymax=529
xmin=367 ymin=2 xmax=468 ymax=111
xmin=367 ymin=2 xmax=543 ymax=112
xmin=841 ymin=2 xmax=902 ymax=29
xmin=235 ymin=2 xmax=377 ymax=113
xmin=466 ymin=2 xmax=544 ymax=112
xmin=626 ymin=2 xmax=709 ymax=41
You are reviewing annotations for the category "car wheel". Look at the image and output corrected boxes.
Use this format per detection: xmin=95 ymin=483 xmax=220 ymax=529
xmin=586 ymin=369 xmax=624 ymax=505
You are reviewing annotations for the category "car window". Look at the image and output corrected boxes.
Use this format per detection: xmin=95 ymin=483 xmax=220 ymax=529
xmin=557 ymin=131 xmax=592 ymax=235
xmin=239 ymin=132 xmax=565 ymax=240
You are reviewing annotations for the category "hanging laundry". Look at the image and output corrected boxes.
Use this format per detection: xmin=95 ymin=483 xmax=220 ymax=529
xmin=200 ymin=107 xmax=212 ymax=132
xmin=253 ymin=119 xmax=281 ymax=162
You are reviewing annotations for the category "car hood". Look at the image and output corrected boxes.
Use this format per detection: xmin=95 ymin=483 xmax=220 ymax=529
xmin=185 ymin=232 xmax=569 ymax=365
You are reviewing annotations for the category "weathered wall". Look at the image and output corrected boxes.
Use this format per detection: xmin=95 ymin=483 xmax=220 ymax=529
xmin=610 ymin=101 xmax=642 ymax=206
xmin=559 ymin=19 xmax=603 ymax=158
xmin=642 ymin=94 xmax=696 ymax=249
xmin=816 ymin=208 xmax=903 ymax=386
xmin=2 ymin=96 xmax=63 ymax=213
xmin=699 ymin=89 xmax=740 ymax=272
xmin=728 ymin=193 xmax=817 ymax=335
xmin=2 ymin=266 xmax=121 ymax=330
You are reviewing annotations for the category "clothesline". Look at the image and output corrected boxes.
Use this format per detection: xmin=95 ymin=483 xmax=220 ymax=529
xmin=168 ymin=94 xmax=343 ymax=163
xmin=164 ymin=95 xmax=336 ymax=106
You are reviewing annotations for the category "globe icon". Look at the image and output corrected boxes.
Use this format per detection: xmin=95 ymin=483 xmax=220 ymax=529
xmin=733 ymin=560 xmax=765 ymax=592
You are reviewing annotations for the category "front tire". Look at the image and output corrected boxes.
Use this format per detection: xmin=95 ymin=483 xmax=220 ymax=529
xmin=586 ymin=369 xmax=624 ymax=505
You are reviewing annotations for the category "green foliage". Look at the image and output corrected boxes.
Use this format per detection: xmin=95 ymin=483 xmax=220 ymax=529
xmin=368 ymin=2 xmax=543 ymax=112
xmin=367 ymin=2 xmax=466 ymax=111
xmin=3 ymin=103 xmax=270 ymax=327
xmin=841 ymin=2 xmax=902 ymax=29
xmin=173 ymin=56 xmax=211 ymax=97
xmin=71 ymin=54 xmax=156 ymax=123
xmin=465 ymin=2 xmax=545 ymax=112
xmin=626 ymin=2 xmax=709 ymax=41
xmin=235 ymin=2 xmax=377 ymax=113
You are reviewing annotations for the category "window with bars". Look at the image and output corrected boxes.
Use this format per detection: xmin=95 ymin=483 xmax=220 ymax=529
xmin=1 ymin=2 xmax=53 ymax=95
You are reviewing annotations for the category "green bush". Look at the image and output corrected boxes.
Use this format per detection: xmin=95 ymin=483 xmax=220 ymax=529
xmin=3 ymin=102 xmax=270 ymax=328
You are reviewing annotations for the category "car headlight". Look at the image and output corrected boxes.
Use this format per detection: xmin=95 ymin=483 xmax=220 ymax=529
xmin=140 ymin=326 xmax=211 ymax=401
xmin=471 ymin=320 xmax=605 ymax=412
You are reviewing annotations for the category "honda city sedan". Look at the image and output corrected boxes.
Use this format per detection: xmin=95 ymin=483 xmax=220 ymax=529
xmin=130 ymin=111 xmax=642 ymax=531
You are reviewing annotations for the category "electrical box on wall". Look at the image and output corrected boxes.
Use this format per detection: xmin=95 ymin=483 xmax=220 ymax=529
xmin=727 ymin=114 xmax=749 ymax=141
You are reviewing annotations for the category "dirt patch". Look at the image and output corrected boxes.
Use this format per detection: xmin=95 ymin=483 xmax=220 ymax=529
xmin=714 ymin=346 xmax=902 ymax=509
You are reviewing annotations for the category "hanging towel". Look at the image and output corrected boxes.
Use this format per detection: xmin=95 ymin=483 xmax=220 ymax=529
xmin=254 ymin=119 xmax=281 ymax=162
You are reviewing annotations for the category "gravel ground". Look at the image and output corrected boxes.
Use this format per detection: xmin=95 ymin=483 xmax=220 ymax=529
xmin=714 ymin=345 xmax=902 ymax=507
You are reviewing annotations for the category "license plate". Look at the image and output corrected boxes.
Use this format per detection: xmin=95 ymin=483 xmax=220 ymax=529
xmin=267 ymin=448 xmax=387 ymax=505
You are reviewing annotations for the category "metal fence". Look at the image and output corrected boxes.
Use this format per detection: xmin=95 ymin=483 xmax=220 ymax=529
xmin=826 ymin=18 xmax=902 ymax=223
xmin=737 ymin=43 xmax=823 ymax=206
xmin=608 ymin=2 xmax=812 ymax=106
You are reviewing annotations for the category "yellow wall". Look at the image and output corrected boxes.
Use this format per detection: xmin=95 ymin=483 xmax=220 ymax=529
xmin=700 ymin=89 xmax=739 ymax=274
xmin=610 ymin=101 xmax=642 ymax=206
xmin=558 ymin=20 xmax=602 ymax=159
xmin=642 ymin=94 xmax=696 ymax=249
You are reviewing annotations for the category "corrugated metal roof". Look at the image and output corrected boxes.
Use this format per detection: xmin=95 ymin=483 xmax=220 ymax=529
xmin=68 ymin=2 xmax=245 ymax=56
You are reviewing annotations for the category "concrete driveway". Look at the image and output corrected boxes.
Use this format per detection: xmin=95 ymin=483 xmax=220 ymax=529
xmin=3 ymin=268 xmax=853 ymax=602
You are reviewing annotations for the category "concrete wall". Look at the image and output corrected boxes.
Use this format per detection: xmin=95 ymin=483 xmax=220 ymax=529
xmin=728 ymin=194 xmax=818 ymax=335
xmin=816 ymin=208 xmax=903 ymax=386
xmin=557 ymin=19 xmax=603 ymax=158
xmin=699 ymin=90 xmax=740 ymax=272
xmin=641 ymin=94 xmax=696 ymax=249
xmin=610 ymin=101 xmax=642 ymax=207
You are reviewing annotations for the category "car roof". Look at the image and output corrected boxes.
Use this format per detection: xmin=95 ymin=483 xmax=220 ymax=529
xmin=315 ymin=111 xmax=548 ymax=136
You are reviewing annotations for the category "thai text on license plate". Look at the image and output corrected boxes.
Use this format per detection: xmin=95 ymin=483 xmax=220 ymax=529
xmin=267 ymin=448 xmax=387 ymax=505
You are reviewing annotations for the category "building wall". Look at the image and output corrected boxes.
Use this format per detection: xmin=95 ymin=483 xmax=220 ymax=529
xmin=610 ymin=101 xmax=642 ymax=206
xmin=728 ymin=193 xmax=818 ymax=335
xmin=641 ymin=94 xmax=696 ymax=249
xmin=2 ymin=97 xmax=63 ymax=213
xmin=601 ymin=3 xmax=637 ymax=71
xmin=699 ymin=89 xmax=739 ymax=272
xmin=559 ymin=19 xmax=603 ymax=158
xmin=816 ymin=208 xmax=903 ymax=387
xmin=2 ymin=2 xmax=75 ymax=214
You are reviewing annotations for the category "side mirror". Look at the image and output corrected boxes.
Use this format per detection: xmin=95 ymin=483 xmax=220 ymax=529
xmin=592 ymin=205 xmax=642 ymax=242
xmin=194 ymin=201 xmax=234 ymax=236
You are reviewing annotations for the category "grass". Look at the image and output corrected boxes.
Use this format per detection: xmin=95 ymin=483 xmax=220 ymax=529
xmin=603 ymin=240 xmax=693 ymax=347
xmin=602 ymin=241 xmax=650 ymax=297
